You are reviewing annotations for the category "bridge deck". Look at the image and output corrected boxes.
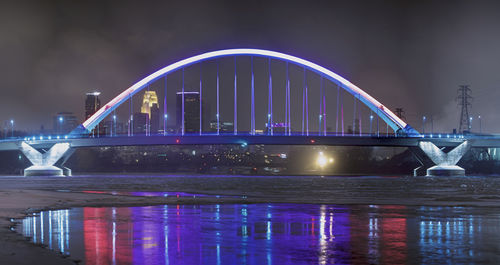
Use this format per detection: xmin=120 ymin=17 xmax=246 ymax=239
xmin=1 ymin=135 xmax=499 ymax=151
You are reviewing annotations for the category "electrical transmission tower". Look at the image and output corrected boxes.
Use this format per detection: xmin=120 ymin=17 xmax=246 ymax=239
xmin=457 ymin=85 xmax=473 ymax=133
xmin=394 ymin=108 xmax=405 ymax=119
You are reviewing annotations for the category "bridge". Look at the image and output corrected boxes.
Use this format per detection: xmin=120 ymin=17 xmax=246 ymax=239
xmin=2 ymin=48 xmax=497 ymax=176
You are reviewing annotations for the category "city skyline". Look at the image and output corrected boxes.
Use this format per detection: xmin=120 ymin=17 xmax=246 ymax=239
xmin=2 ymin=2 xmax=500 ymax=265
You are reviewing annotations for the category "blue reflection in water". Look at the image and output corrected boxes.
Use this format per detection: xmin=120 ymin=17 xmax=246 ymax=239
xmin=22 ymin=209 xmax=70 ymax=256
xmin=418 ymin=207 xmax=484 ymax=264
xmin=17 ymin=204 xmax=500 ymax=264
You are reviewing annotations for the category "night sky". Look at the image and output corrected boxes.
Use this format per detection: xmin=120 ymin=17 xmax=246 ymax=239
xmin=1 ymin=0 xmax=500 ymax=133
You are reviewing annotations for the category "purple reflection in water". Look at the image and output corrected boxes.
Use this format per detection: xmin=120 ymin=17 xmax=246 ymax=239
xmin=81 ymin=190 xmax=239 ymax=199
xmin=17 ymin=204 xmax=500 ymax=264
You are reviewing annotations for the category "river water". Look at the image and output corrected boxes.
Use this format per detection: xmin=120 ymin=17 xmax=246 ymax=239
xmin=17 ymin=201 xmax=500 ymax=264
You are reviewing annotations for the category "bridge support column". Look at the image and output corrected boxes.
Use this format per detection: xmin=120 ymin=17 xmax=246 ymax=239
xmin=19 ymin=142 xmax=73 ymax=177
xmin=418 ymin=141 xmax=471 ymax=176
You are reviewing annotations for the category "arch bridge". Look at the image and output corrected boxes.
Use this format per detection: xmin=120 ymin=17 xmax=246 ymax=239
xmin=5 ymin=48 xmax=487 ymax=176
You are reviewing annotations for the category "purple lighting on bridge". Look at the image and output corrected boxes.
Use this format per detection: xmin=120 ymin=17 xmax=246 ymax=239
xmin=251 ymin=57 xmax=255 ymax=135
xmin=268 ymin=58 xmax=273 ymax=136
xmin=200 ymin=64 xmax=203 ymax=135
xmin=79 ymin=48 xmax=413 ymax=136
xmin=181 ymin=68 xmax=185 ymax=135
xmin=234 ymin=57 xmax=237 ymax=135
xmin=217 ymin=60 xmax=220 ymax=136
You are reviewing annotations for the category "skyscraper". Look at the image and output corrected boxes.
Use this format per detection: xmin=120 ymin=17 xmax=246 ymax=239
xmin=85 ymin=92 xmax=104 ymax=136
xmin=133 ymin=112 xmax=149 ymax=135
xmin=150 ymin=103 xmax=160 ymax=134
xmin=140 ymin=91 xmax=160 ymax=134
xmin=85 ymin=92 xmax=101 ymax=119
xmin=176 ymin=92 xmax=200 ymax=134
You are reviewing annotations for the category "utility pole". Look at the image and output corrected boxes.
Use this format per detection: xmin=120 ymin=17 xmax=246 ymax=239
xmin=457 ymin=85 xmax=472 ymax=133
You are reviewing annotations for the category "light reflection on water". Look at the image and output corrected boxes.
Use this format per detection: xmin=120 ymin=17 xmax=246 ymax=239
xmin=18 ymin=204 xmax=500 ymax=264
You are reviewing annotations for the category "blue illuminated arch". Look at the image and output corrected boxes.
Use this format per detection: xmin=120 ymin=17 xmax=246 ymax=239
xmin=77 ymin=48 xmax=418 ymax=135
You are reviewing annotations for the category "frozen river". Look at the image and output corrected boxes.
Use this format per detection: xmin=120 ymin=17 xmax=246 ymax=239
xmin=4 ymin=174 xmax=500 ymax=264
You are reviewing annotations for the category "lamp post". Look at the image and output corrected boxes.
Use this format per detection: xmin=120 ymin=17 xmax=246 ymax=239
xmin=10 ymin=119 xmax=14 ymax=137
xmin=369 ymin=115 xmax=374 ymax=135
xmin=469 ymin=116 xmax=473 ymax=131
xmin=163 ymin=114 xmax=168 ymax=136
xmin=319 ymin=114 xmax=322 ymax=136
xmin=216 ymin=114 xmax=220 ymax=135
xmin=267 ymin=113 xmax=271 ymax=135
xmin=112 ymin=115 xmax=117 ymax=136
xmin=478 ymin=115 xmax=482 ymax=134
xmin=431 ymin=116 xmax=434 ymax=135
xmin=58 ymin=116 xmax=63 ymax=135
xmin=422 ymin=116 xmax=426 ymax=135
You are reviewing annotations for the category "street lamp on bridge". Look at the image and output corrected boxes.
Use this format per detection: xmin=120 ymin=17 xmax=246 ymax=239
xmin=478 ymin=115 xmax=482 ymax=134
xmin=58 ymin=116 xmax=63 ymax=134
xmin=422 ymin=116 xmax=426 ymax=134
xmin=369 ymin=115 xmax=374 ymax=135
xmin=267 ymin=113 xmax=271 ymax=136
xmin=163 ymin=114 xmax=168 ymax=136
xmin=112 ymin=115 xmax=117 ymax=136
xmin=10 ymin=119 xmax=14 ymax=137
xmin=319 ymin=114 xmax=323 ymax=136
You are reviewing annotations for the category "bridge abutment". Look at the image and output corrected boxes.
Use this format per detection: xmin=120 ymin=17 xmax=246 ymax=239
xmin=19 ymin=142 xmax=73 ymax=177
xmin=417 ymin=141 xmax=471 ymax=176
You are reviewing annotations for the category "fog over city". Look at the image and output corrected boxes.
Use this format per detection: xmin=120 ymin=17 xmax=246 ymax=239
xmin=1 ymin=0 xmax=500 ymax=133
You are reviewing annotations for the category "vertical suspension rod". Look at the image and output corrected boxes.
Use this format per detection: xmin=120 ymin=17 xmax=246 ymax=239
xmin=336 ymin=85 xmax=340 ymax=136
xmin=358 ymin=96 xmax=362 ymax=137
xmin=128 ymin=95 xmax=131 ymax=136
xmin=146 ymin=83 xmax=150 ymax=136
xmin=268 ymin=58 xmax=273 ymax=136
xmin=377 ymin=109 xmax=380 ymax=137
xmin=181 ymin=68 xmax=185 ymax=136
xmin=302 ymin=68 xmax=306 ymax=136
xmin=234 ymin=57 xmax=237 ymax=135
xmin=341 ymin=88 xmax=344 ymax=136
xmin=199 ymin=64 xmax=202 ymax=135
xmin=322 ymin=76 xmax=326 ymax=136
xmin=164 ymin=76 xmax=167 ymax=136
xmin=319 ymin=75 xmax=323 ymax=136
xmin=217 ymin=60 xmax=220 ymax=135
xmin=251 ymin=56 xmax=255 ymax=135
xmin=306 ymin=78 xmax=309 ymax=136
xmin=284 ymin=62 xmax=289 ymax=135
xmin=353 ymin=95 xmax=357 ymax=136
xmin=130 ymin=94 xmax=133 ymax=136
xmin=288 ymin=65 xmax=291 ymax=135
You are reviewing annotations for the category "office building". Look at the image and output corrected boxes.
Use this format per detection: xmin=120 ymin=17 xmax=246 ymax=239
xmin=53 ymin=112 xmax=79 ymax=135
xmin=140 ymin=91 xmax=160 ymax=135
xmin=85 ymin=92 xmax=101 ymax=119
xmin=85 ymin=91 xmax=105 ymax=135
xmin=176 ymin=92 xmax=200 ymax=133
xmin=133 ymin=112 xmax=149 ymax=135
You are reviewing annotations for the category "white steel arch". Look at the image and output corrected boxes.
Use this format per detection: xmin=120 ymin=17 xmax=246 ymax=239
xmin=75 ymin=48 xmax=418 ymax=136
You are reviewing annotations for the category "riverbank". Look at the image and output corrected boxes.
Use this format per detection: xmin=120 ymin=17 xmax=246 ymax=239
xmin=2 ymin=174 xmax=500 ymax=264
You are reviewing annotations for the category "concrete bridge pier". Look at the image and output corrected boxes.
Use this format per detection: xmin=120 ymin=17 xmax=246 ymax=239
xmin=19 ymin=142 xmax=73 ymax=177
xmin=417 ymin=140 xmax=471 ymax=176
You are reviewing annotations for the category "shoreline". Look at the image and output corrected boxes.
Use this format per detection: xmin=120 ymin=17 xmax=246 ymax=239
xmin=3 ymin=174 xmax=500 ymax=264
